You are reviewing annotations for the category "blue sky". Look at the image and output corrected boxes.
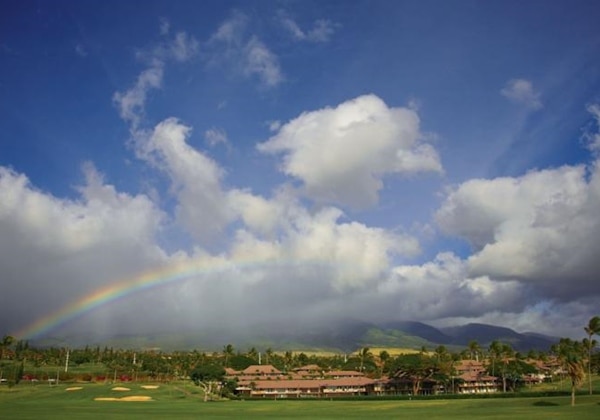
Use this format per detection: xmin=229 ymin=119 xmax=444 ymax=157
xmin=1 ymin=0 xmax=600 ymax=342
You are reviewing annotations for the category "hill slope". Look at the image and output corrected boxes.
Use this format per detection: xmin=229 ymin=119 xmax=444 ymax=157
xmin=32 ymin=320 xmax=559 ymax=352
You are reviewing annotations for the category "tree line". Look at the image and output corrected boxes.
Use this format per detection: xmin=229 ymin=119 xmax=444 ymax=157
xmin=1 ymin=316 xmax=598 ymax=405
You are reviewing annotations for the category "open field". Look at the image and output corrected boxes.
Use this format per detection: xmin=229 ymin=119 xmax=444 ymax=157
xmin=2 ymin=382 xmax=600 ymax=419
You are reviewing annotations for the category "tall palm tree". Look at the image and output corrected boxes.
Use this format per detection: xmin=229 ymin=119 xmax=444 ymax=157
xmin=584 ymin=316 xmax=600 ymax=395
xmin=553 ymin=338 xmax=586 ymax=406
xmin=468 ymin=340 xmax=481 ymax=361
xmin=222 ymin=344 xmax=234 ymax=368
xmin=488 ymin=340 xmax=503 ymax=377
xmin=378 ymin=350 xmax=390 ymax=377
xmin=265 ymin=348 xmax=274 ymax=365
xmin=500 ymin=343 xmax=514 ymax=393
xmin=358 ymin=347 xmax=372 ymax=372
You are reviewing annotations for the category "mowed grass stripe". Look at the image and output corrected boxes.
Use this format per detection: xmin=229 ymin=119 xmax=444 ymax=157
xmin=1 ymin=384 xmax=600 ymax=419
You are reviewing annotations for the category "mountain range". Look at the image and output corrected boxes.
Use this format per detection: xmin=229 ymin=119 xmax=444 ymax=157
xmin=33 ymin=319 xmax=560 ymax=353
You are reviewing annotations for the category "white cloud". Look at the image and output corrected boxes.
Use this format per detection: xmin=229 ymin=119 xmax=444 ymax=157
xmin=113 ymin=62 xmax=164 ymax=129
xmin=280 ymin=15 xmax=338 ymax=43
xmin=584 ymin=104 xmax=600 ymax=154
xmin=436 ymin=160 xmax=600 ymax=299
xmin=209 ymin=10 xmax=248 ymax=45
xmin=243 ymin=36 xmax=283 ymax=87
xmin=204 ymin=127 xmax=229 ymax=148
xmin=207 ymin=12 xmax=283 ymax=88
xmin=501 ymin=78 xmax=542 ymax=110
xmin=258 ymin=94 xmax=442 ymax=208
xmin=169 ymin=32 xmax=199 ymax=62
xmin=113 ymin=28 xmax=198 ymax=130
xmin=228 ymin=193 xmax=421 ymax=292
xmin=140 ymin=118 xmax=233 ymax=241
xmin=433 ymin=299 xmax=599 ymax=339
xmin=374 ymin=253 xmax=525 ymax=320
xmin=0 ymin=164 xmax=167 ymax=334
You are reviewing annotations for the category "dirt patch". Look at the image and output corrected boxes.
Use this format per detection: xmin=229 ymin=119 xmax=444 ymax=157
xmin=65 ymin=387 xmax=83 ymax=391
xmin=141 ymin=385 xmax=159 ymax=389
xmin=111 ymin=387 xmax=131 ymax=391
xmin=94 ymin=396 xmax=152 ymax=402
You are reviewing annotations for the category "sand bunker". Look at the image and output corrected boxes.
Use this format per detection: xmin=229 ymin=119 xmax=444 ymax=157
xmin=95 ymin=396 xmax=152 ymax=402
xmin=65 ymin=387 xmax=83 ymax=391
xmin=121 ymin=396 xmax=153 ymax=401
xmin=111 ymin=387 xmax=131 ymax=391
xmin=141 ymin=385 xmax=159 ymax=389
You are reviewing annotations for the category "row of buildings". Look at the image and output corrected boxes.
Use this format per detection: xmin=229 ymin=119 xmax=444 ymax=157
xmin=224 ymin=360 xmax=553 ymax=398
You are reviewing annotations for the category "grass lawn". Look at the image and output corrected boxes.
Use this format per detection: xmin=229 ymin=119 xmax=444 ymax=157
xmin=2 ymin=382 xmax=600 ymax=419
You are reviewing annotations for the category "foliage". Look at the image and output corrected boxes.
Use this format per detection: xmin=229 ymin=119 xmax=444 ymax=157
xmin=228 ymin=354 xmax=256 ymax=371
xmin=552 ymin=338 xmax=586 ymax=406
xmin=190 ymin=364 xmax=225 ymax=385
xmin=584 ymin=315 xmax=600 ymax=395
xmin=190 ymin=363 xmax=226 ymax=402
xmin=388 ymin=353 xmax=448 ymax=395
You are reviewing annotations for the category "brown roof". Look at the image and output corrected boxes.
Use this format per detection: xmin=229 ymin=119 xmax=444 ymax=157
xmin=241 ymin=365 xmax=283 ymax=375
xmin=240 ymin=377 xmax=375 ymax=390
xmin=326 ymin=370 xmax=365 ymax=377
xmin=458 ymin=372 xmax=497 ymax=382
xmin=293 ymin=364 xmax=322 ymax=372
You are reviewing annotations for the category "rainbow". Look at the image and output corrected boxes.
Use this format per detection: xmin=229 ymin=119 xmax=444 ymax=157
xmin=13 ymin=257 xmax=327 ymax=340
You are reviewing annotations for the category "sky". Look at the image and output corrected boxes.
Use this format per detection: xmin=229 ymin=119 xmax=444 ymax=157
xmin=1 ymin=0 xmax=600 ymax=343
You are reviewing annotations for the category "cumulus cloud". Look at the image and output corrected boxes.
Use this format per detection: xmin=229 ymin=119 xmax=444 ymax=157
xmin=139 ymin=118 xmax=233 ymax=241
xmin=9 ymin=19 xmax=598 ymax=344
xmin=501 ymin=78 xmax=542 ymax=110
xmin=372 ymin=253 xmax=526 ymax=320
xmin=258 ymin=94 xmax=442 ymax=208
xmin=436 ymin=160 xmax=600 ymax=299
xmin=433 ymin=298 xmax=600 ymax=339
xmin=584 ymin=104 xmax=600 ymax=154
xmin=0 ymin=164 xmax=167 ymax=335
xmin=229 ymin=183 xmax=422 ymax=292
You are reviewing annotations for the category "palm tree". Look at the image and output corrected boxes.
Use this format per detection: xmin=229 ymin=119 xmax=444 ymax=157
xmin=499 ymin=343 xmax=514 ymax=393
xmin=283 ymin=351 xmax=293 ymax=371
xmin=488 ymin=340 xmax=503 ymax=377
xmin=553 ymin=338 xmax=586 ymax=406
xmin=467 ymin=340 xmax=481 ymax=361
xmin=358 ymin=347 xmax=372 ymax=372
xmin=584 ymin=316 xmax=600 ymax=395
xmin=246 ymin=347 xmax=258 ymax=363
xmin=378 ymin=350 xmax=390 ymax=377
xmin=222 ymin=344 xmax=234 ymax=368
xmin=265 ymin=348 xmax=274 ymax=365
xmin=0 ymin=335 xmax=14 ymax=361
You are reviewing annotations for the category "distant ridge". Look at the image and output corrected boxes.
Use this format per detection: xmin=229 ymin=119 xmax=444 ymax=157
xmin=31 ymin=320 xmax=559 ymax=352
xmin=439 ymin=323 xmax=556 ymax=351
